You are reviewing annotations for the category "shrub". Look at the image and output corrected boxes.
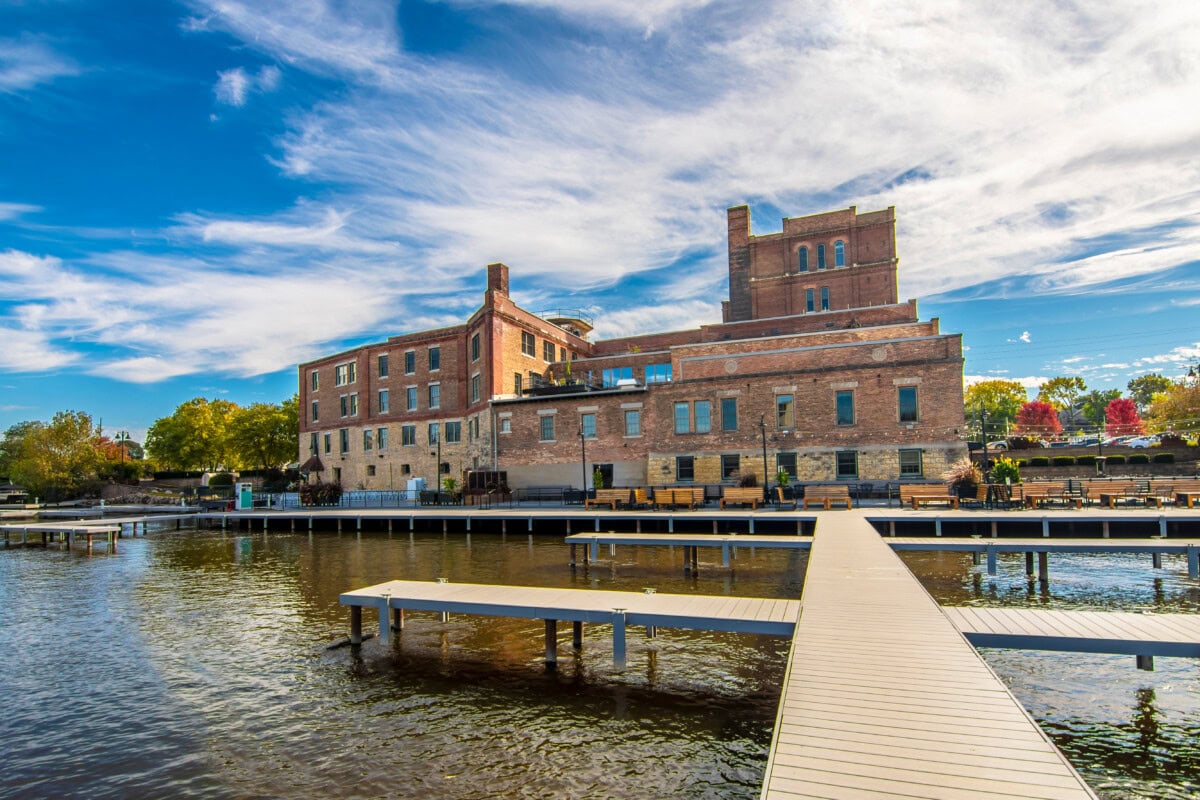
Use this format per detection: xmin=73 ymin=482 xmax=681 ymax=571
xmin=1158 ymin=433 xmax=1187 ymax=447
xmin=299 ymin=481 xmax=343 ymax=506
xmin=1129 ymin=454 xmax=1150 ymax=465
xmin=1105 ymin=454 xmax=1126 ymax=465
xmin=738 ymin=473 xmax=757 ymax=487
xmin=941 ymin=457 xmax=981 ymax=492
xmin=1052 ymin=456 xmax=1075 ymax=466
xmin=991 ymin=456 xmax=1020 ymax=484
xmin=1075 ymin=455 xmax=1096 ymax=466
xmin=1152 ymin=453 xmax=1175 ymax=464
xmin=208 ymin=472 xmax=235 ymax=486
xmin=1029 ymin=457 xmax=1049 ymax=467
xmin=152 ymin=470 xmax=204 ymax=480
xmin=1006 ymin=436 xmax=1043 ymax=450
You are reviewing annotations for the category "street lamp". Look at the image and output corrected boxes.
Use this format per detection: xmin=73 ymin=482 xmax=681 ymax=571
xmin=578 ymin=424 xmax=587 ymax=500
xmin=430 ymin=427 xmax=442 ymax=495
xmin=115 ymin=431 xmax=131 ymax=464
xmin=759 ymin=414 xmax=770 ymax=505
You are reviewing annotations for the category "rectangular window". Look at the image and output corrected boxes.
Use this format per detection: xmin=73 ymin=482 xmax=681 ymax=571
xmin=427 ymin=422 xmax=439 ymax=445
xmin=470 ymin=374 xmax=481 ymax=403
xmin=339 ymin=395 xmax=348 ymax=417
xmin=675 ymin=456 xmax=694 ymax=482
xmin=377 ymin=427 xmax=388 ymax=450
xmin=721 ymin=454 xmax=740 ymax=479
xmin=521 ymin=331 xmax=535 ymax=356
xmin=309 ymin=432 xmax=318 ymax=454
xmin=720 ymin=397 xmax=738 ymax=431
xmin=602 ymin=366 xmax=634 ymax=387
xmin=429 ymin=383 xmax=440 ymax=409
xmin=470 ymin=333 xmax=480 ymax=362
xmin=836 ymin=390 xmax=854 ymax=426
xmin=624 ymin=409 xmax=641 ymax=436
xmin=817 ymin=243 xmax=826 ymax=270
xmin=543 ymin=340 xmax=555 ymax=362
xmin=777 ymin=452 xmax=797 ymax=482
xmin=560 ymin=347 xmax=567 ymax=362
xmin=311 ymin=400 xmax=319 ymax=422
xmin=674 ymin=402 xmax=690 ymax=434
xmin=334 ymin=361 xmax=356 ymax=386
xmin=323 ymin=433 xmax=331 ymax=454
xmin=898 ymin=386 xmax=919 ymax=423
xmin=428 ymin=346 xmax=440 ymax=371
xmin=499 ymin=417 xmax=511 ymax=434
xmin=339 ymin=428 xmax=349 ymax=454
xmin=378 ymin=389 xmax=389 ymax=414
xmin=514 ymin=373 xmax=523 ymax=395
xmin=899 ymin=448 xmax=924 ymax=477
xmin=401 ymin=425 xmax=416 ymax=446
xmin=348 ymin=393 xmax=358 ymax=416
xmin=836 ymin=450 xmax=858 ymax=479
xmin=580 ymin=412 xmax=596 ymax=439
xmin=694 ymin=400 xmax=711 ymax=434
xmin=310 ymin=371 xmax=319 ymax=391
xmin=378 ymin=354 xmax=389 ymax=378
xmin=445 ymin=421 xmax=462 ymax=443
xmin=777 ymin=394 xmax=795 ymax=428
xmin=363 ymin=429 xmax=373 ymax=451
xmin=406 ymin=386 xmax=417 ymax=411
xmin=404 ymin=351 xmax=415 ymax=374
xmin=539 ymin=415 xmax=555 ymax=441
xmin=820 ymin=286 xmax=830 ymax=311
xmin=367 ymin=464 xmax=376 ymax=477
xmin=332 ymin=467 xmax=341 ymax=483
xmin=805 ymin=288 xmax=815 ymax=313
xmin=644 ymin=363 xmax=672 ymax=383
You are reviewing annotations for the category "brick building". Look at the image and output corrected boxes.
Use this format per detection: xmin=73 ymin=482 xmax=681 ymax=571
xmin=298 ymin=205 xmax=966 ymax=491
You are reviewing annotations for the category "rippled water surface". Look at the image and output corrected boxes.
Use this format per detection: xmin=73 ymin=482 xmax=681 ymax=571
xmin=0 ymin=528 xmax=802 ymax=799
xmin=2 ymin=527 xmax=1198 ymax=799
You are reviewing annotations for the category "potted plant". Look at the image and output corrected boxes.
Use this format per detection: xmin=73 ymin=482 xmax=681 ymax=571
xmin=990 ymin=456 xmax=1020 ymax=485
xmin=941 ymin=457 xmax=982 ymax=499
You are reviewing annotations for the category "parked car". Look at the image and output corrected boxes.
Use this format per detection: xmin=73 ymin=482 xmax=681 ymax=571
xmin=1125 ymin=435 xmax=1159 ymax=448
xmin=987 ymin=440 xmax=1008 ymax=450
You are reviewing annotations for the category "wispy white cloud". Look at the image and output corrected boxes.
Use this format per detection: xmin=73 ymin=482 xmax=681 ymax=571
xmin=964 ymin=374 xmax=1040 ymax=392
xmin=214 ymin=64 xmax=282 ymax=107
xmin=0 ymin=202 xmax=40 ymax=221
xmin=0 ymin=36 xmax=77 ymax=93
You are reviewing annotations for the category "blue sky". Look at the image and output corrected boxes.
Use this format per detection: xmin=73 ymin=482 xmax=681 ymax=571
xmin=2 ymin=0 xmax=1198 ymax=443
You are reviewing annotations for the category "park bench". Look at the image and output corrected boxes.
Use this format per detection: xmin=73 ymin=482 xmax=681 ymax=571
xmin=900 ymin=484 xmax=959 ymax=510
xmin=584 ymin=488 xmax=632 ymax=510
xmin=653 ymin=487 xmax=704 ymax=510
xmin=1096 ymin=481 xmax=1162 ymax=509
xmin=1021 ymin=482 xmax=1083 ymax=509
xmin=802 ymin=485 xmax=853 ymax=510
xmin=719 ymin=486 xmax=764 ymax=509
xmin=1172 ymin=480 xmax=1200 ymax=508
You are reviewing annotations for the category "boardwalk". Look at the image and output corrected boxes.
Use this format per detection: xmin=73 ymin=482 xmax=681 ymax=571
xmin=944 ymin=607 xmax=1200 ymax=660
xmin=563 ymin=532 xmax=811 ymax=569
xmin=339 ymin=579 xmax=800 ymax=668
xmin=760 ymin=512 xmax=1097 ymax=799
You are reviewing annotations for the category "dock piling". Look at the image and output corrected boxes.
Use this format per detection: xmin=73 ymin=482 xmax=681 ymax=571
xmin=350 ymin=606 xmax=363 ymax=645
xmin=611 ymin=609 xmax=627 ymax=669
xmin=545 ymin=619 xmax=558 ymax=666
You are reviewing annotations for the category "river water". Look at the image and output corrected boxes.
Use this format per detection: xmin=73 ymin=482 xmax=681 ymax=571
xmin=0 ymin=528 xmax=1196 ymax=799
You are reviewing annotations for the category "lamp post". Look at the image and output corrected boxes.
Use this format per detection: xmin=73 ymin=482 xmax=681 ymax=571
xmin=115 ymin=431 xmax=130 ymax=464
xmin=759 ymin=414 xmax=770 ymax=505
xmin=979 ymin=408 xmax=990 ymax=484
xmin=578 ymin=424 xmax=587 ymax=500
xmin=430 ymin=427 xmax=442 ymax=496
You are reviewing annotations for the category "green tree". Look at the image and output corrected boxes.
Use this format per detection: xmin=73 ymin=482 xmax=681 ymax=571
xmin=1080 ymin=389 xmax=1121 ymax=427
xmin=229 ymin=396 xmax=299 ymax=471
xmin=0 ymin=421 xmax=40 ymax=479
xmin=146 ymin=398 xmax=239 ymax=471
xmin=1127 ymin=373 xmax=1174 ymax=412
xmin=8 ymin=411 xmax=102 ymax=499
xmin=964 ymin=380 xmax=1027 ymax=438
xmin=1146 ymin=380 xmax=1200 ymax=436
xmin=1037 ymin=376 xmax=1087 ymax=412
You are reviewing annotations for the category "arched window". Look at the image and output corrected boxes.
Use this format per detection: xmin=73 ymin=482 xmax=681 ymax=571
xmin=798 ymin=246 xmax=808 ymax=272
xmin=817 ymin=244 xmax=826 ymax=270
xmin=834 ymin=240 xmax=845 ymax=267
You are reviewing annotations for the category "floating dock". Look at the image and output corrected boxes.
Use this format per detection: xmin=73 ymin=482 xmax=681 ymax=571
xmin=563 ymin=532 xmax=811 ymax=569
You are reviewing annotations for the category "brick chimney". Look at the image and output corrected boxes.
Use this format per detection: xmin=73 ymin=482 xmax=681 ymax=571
xmin=487 ymin=262 xmax=509 ymax=296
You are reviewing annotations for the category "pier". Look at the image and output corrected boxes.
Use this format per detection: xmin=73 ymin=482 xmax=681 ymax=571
xmin=338 ymin=579 xmax=800 ymax=669
xmin=563 ymin=532 xmax=811 ymax=569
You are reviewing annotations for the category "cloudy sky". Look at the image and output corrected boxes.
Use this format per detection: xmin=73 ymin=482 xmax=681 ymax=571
xmin=1 ymin=0 xmax=1198 ymax=440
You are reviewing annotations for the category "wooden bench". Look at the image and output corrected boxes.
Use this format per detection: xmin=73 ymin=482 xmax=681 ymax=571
xmin=1171 ymin=480 xmax=1200 ymax=508
xmin=775 ymin=486 xmax=797 ymax=510
xmin=584 ymin=488 xmax=632 ymax=510
xmin=899 ymin=484 xmax=959 ymax=510
xmin=1096 ymin=481 xmax=1161 ymax=509
xmin=631 ymin=488 xmax=653 ymax=509
xmin=802 ymin=485 xmax=853 ymax=510
xmin=720 ymin=486 xmax=763 ymax=509
xmin=653 ymin=487 xmax=704 ymax=510
xmin=1021 ymin=482 xmax=1082 ymax=509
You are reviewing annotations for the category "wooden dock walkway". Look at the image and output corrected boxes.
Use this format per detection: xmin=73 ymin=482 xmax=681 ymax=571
xmin=339 ymin=579 xmax=800 ymax=668
xmin=563 ymin=532 xmax=811 ymax=569
xmin=887 ymin=536 xmax=1200 ymax=578
xmin=760 ymin=512 xmax=1098 ymax=800
xmin=944 ymin=607 xmax=1200 ymax=665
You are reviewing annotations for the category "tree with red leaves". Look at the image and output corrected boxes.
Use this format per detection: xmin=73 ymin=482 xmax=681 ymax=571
xmin=1105 ymin=398 xmax=1144 ymax=437
xmin=1015 ymin=400 xmax=1062 ymax=436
